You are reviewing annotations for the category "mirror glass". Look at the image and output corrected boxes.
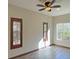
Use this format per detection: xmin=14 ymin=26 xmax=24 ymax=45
xmin=13 ymin=21 xmax=21 ymax=45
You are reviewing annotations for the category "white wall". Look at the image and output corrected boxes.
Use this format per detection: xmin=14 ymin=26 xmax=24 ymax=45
xmin=8 ymin=4 xmax=53 ymax=58
xmin=52 ymin=14 xmax=70 ymax=47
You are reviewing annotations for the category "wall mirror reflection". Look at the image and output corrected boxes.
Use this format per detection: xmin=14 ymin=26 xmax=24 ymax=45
xmin=10 ymin=18 xmax=22 ymax=49
xmin=43 ymin=22 xmax=48 ymax=42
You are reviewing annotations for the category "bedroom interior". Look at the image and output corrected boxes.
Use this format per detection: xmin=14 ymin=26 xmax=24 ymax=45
xmin=8 ymin=0 xmax=70 ymax=59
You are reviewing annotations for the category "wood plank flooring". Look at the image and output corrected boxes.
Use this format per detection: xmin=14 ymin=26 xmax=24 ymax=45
xmin=12 ymin=45 xmax=70 ymax=59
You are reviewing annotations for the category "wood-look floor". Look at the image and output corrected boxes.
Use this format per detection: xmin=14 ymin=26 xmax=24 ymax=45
xmin=12 ymin=46 xmax=70 ymax=59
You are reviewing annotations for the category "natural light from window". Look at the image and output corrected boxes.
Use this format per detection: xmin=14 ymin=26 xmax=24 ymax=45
xmin=56 ymin=23 xmax=70 ymax=40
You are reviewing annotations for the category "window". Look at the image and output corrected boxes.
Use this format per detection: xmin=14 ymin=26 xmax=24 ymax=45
xmin=56 ymin=23 xmax=70 ymax=40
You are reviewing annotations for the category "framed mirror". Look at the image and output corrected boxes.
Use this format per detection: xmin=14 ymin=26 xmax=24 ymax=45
xmin=10 ymin=18 xmax=22 ymax=49
xmin=43 ymin=22 xmax=48 ymax=42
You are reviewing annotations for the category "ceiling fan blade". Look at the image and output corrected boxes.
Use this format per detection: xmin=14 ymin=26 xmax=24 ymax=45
xmin=51 ymin=0 xmax=55 ymax=5
xmin=37 ymin=4 xmax=45 ymax=7
xmin=39 ymin=8 xmax=45 ymax=11
xmin=51 ymin=5 xmax=61 ymax=8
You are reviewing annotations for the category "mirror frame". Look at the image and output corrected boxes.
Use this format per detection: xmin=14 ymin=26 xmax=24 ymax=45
xmin=10 ymin=18 xmax=22 ymax=49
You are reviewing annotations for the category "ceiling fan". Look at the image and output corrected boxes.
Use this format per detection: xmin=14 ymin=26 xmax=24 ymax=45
xmin=37 ymin=0 xmax=61 ymax=12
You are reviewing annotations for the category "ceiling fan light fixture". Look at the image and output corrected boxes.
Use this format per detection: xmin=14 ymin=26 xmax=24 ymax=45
xmin=45 ymin=7 xmax=51 ymax=11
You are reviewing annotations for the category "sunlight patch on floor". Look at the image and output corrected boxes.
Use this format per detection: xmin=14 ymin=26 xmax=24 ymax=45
xmin=38 ymin=29 xmax=50 ymax=49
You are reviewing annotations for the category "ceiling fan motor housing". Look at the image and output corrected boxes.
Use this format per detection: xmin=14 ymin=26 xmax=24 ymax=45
xmin=45 ymin=1 xmax=51 ymax=7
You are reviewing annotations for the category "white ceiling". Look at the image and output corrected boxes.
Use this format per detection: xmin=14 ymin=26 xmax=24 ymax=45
xmin=9 ymin=0 xmax=70 ymax=16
